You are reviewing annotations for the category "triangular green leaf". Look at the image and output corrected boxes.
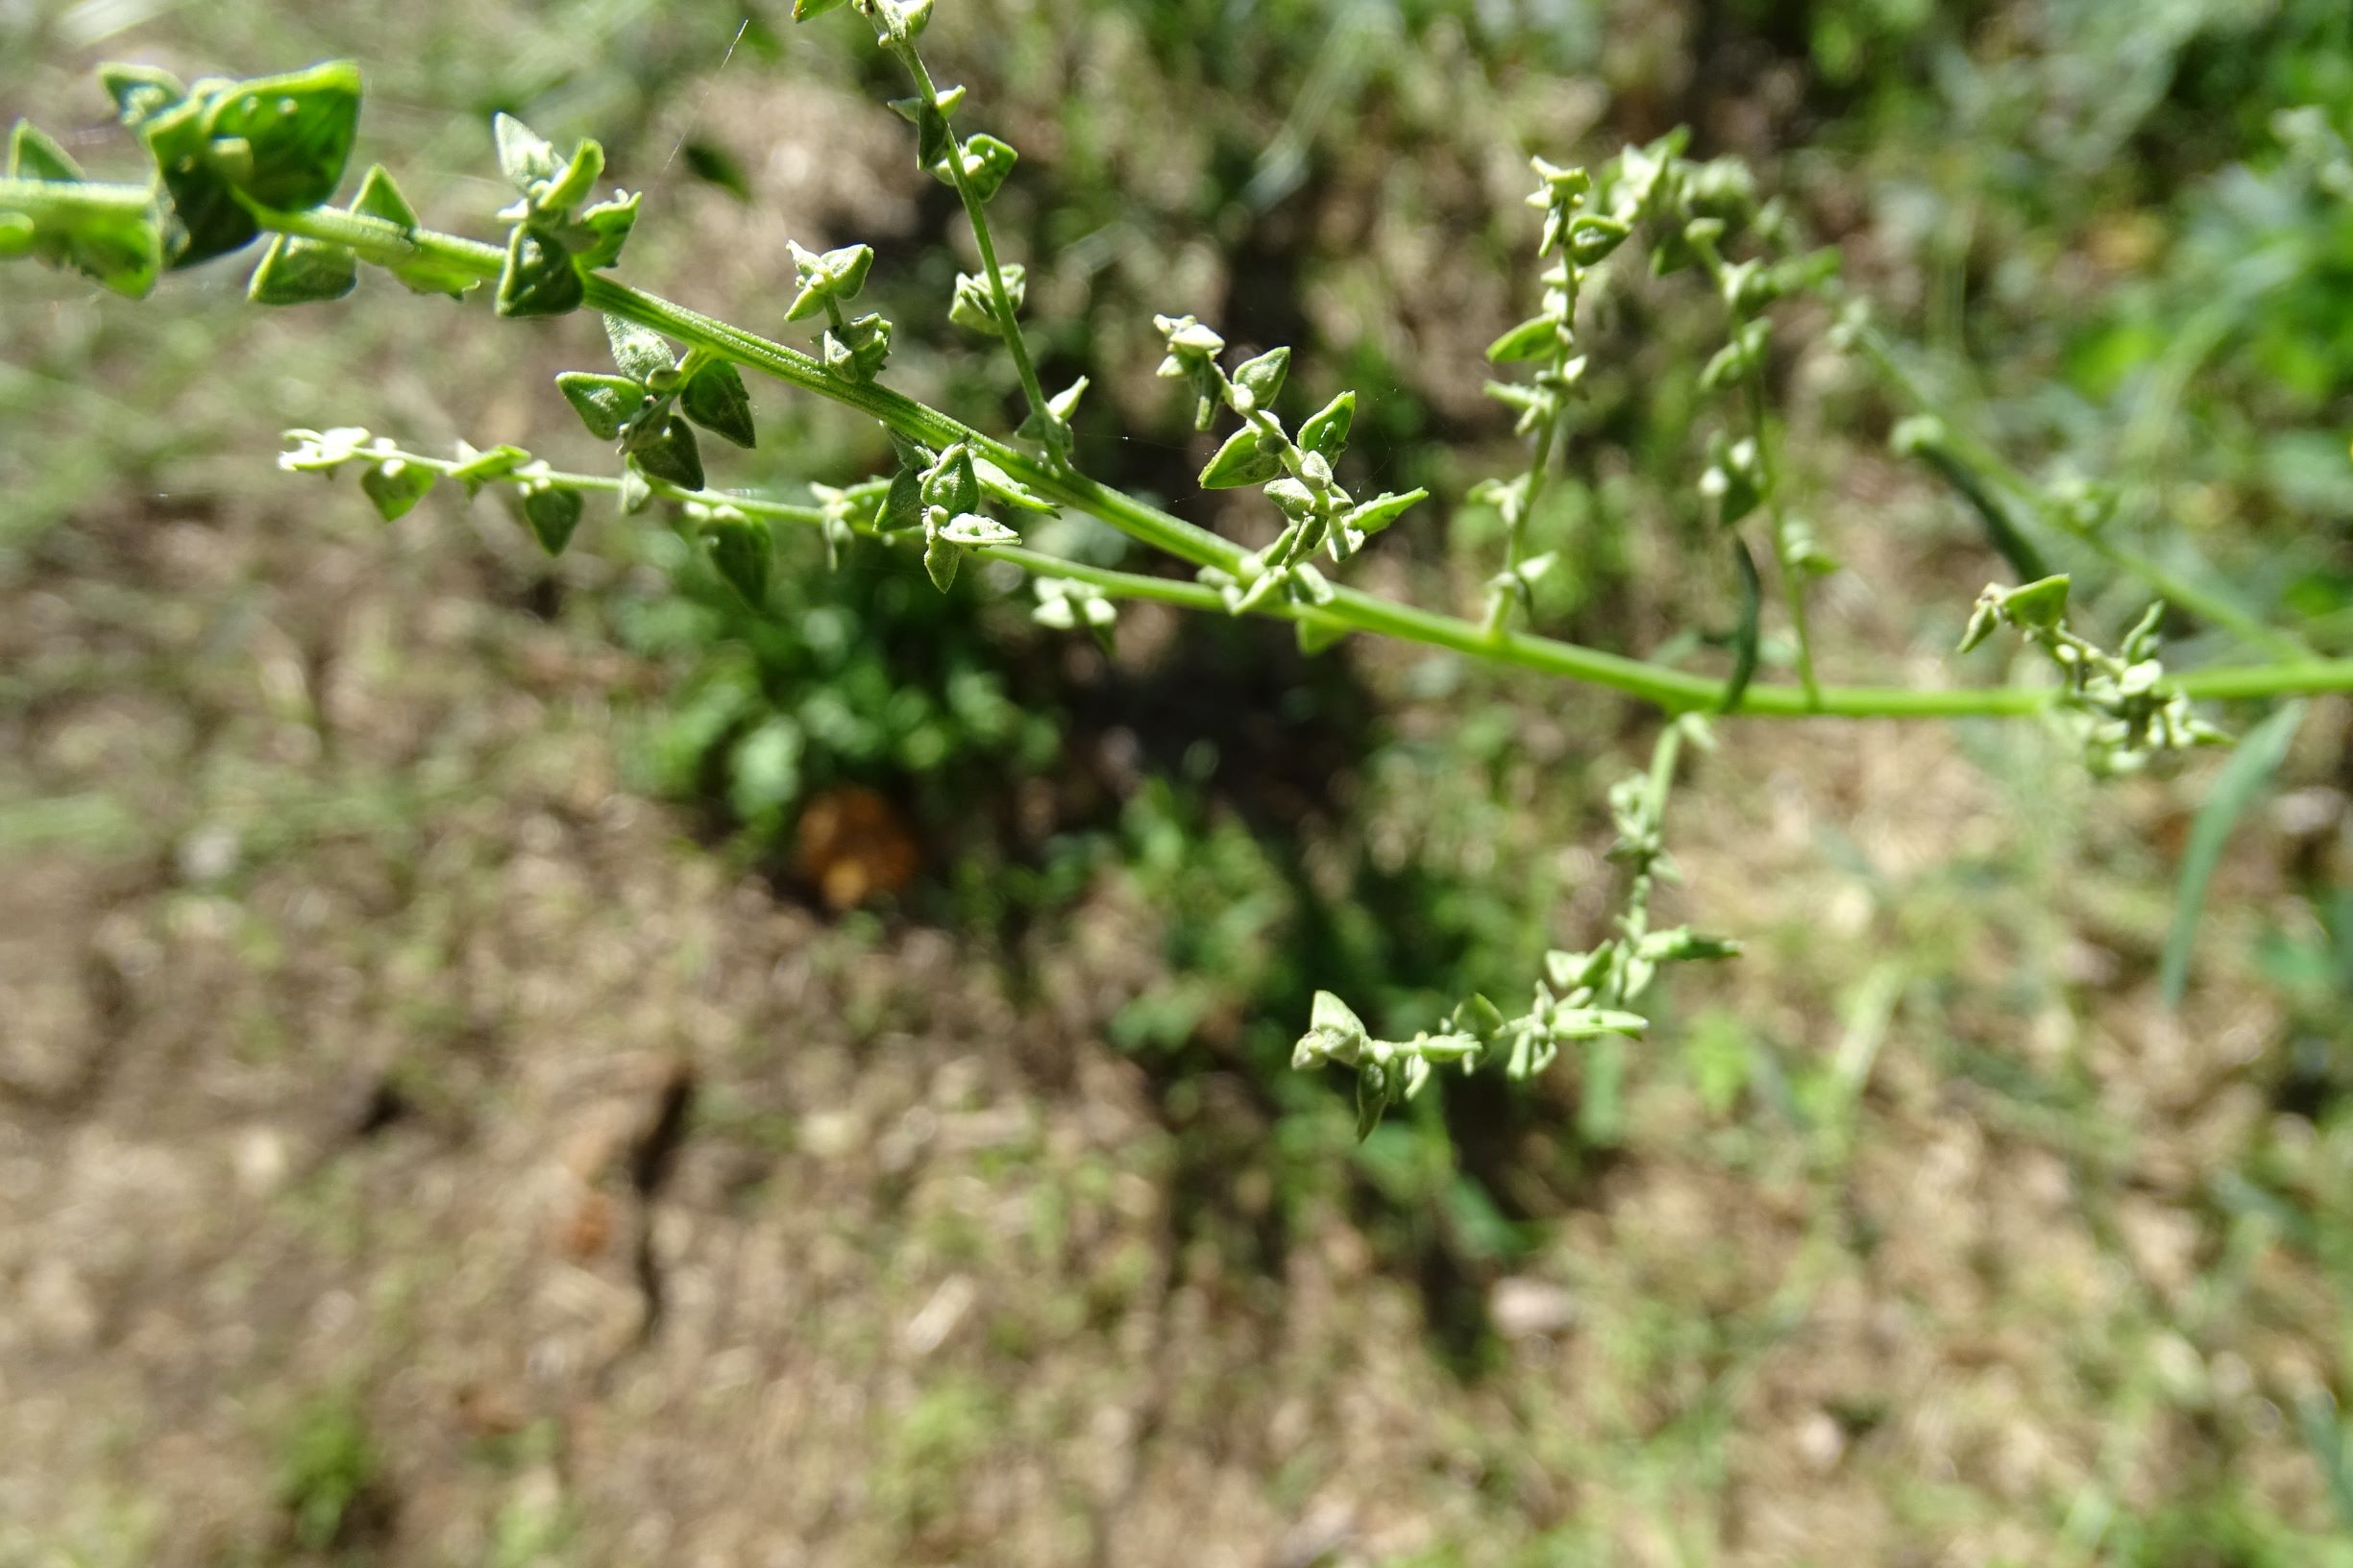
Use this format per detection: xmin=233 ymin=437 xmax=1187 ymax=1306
xmin=626 ymin=414 xmax=704 ymax=491
xmin=349 ymin=162 xmax=416 ymax=226
xmin=9 ymin=121 xmax=84 ymax=182
xmin=680 ymin=360 xmax=756 ymax=449
xmin=522 ymin=485 xmax=584 ymax=555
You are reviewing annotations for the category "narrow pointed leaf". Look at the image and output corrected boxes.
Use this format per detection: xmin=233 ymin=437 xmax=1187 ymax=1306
xmin=1718 ymin=533 xmax=1762 ymax=715
xmin=1199 ymin=425 xmax=1282 ymax=489
xmin=1487 ymin=315 xmax=1560 ymax=362
xmin=2159 ymin=700 xmax=2307 ymax=1007
xmin=1299 ymin=391 xmax=1355 ymax=461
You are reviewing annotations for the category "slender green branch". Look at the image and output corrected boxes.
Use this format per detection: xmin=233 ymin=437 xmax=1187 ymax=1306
xmin=223 ymin=200 xmax=2353 ymax=719
xmin=1855 ymin=324 xmax=2313 ymax=662
xmin=887 ymin=38 xmax=1066 ymax=462
xmin=0 ymin=176 xmax=152 ymax=220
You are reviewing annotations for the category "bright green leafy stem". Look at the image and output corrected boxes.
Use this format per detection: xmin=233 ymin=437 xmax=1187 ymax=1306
xmin=7 ymin=61 xmax=2349 ymax=718
xmin=9 ymin=42 xmax=2353 ymax=1134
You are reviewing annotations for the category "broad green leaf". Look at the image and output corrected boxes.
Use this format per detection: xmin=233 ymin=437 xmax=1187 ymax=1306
xmin=680 ymin=360 xmax=756 ymax=449
xmin=554 ymin=371 xmax=645 ymax=441
xmin=247 ymin=232 xmax=356 ymax=305
xmin=358 ymin=458 xmax=434 ymax=521
xmin=1198 ymin=425 xmax=1281 ymax=489
xmin=972 ymin=455 xmax=1056 ymax=514
xmin=793 ymin=0 xmax=852 ymax=17
xmin=494 ymin=223 xmax=581 ymax=317
xmin=2159 ymin=700 xmax=2307 ymax=1007
xmin=200 ymin=61 xmax=363 ymax=210
xmin=523 ymin=485 xmax=584 ymax=555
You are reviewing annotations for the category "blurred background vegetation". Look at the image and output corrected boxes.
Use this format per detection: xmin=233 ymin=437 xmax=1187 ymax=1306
xmin=4 ymin=0 xmax=2352 ymax=1562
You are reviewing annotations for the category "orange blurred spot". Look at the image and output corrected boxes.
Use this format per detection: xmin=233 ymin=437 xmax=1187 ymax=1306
xmin=795 ymin=786 xmax=919 ymax=910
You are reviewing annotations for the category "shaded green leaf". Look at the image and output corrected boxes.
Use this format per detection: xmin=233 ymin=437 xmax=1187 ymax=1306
xmin=680 ymin=360 xmax=756 ymax=449
xmin=704 ymin=509 xmax=772 ymax=605
xmin=200 ymin=61 xmax=363 ymax=210
xmin=1718 ymin=533 xmax=1762 ymax=715
xmin=522 ymin=485 xmax=583 ymax=555
xmin=627 ymin=414 xmax=704 ymax=491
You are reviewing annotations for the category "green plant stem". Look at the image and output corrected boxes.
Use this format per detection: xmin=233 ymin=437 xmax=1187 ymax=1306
xmin=1745 ymin=378 xmax=1823 ymax=707
xmin=198 ymin=198 xmax=2353 ymax=719
xmin=0 ymin=177 xmax=153 ymax=222
xmin=1853 ymin=324 xmax=2312 ymax=662
xmin=888 ymin=41 xmax=1066 ymax=463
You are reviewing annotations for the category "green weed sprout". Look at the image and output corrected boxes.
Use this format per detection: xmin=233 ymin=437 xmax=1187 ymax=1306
xmin=9 ymin=4 xmax=2353 ymax=1136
